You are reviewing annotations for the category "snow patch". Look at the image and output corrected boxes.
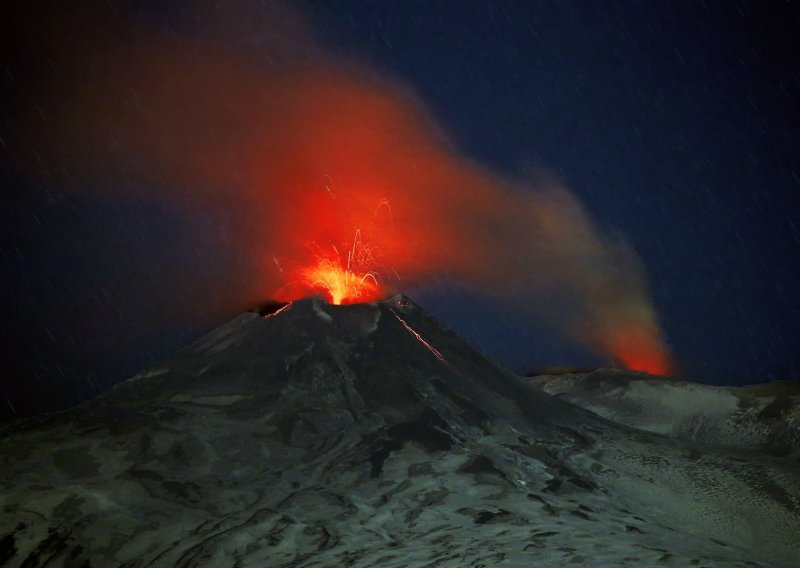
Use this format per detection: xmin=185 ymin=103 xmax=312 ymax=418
xmin=170 ymin=394 xmax=245 ymax=406
xmin=312 ymin=297 xmax=334 ymax=323
xmin=192 ymin=314 xmax=253 ymax=354
xmin=286 ymin=343 xmax=314 ymax=371
xmin=364 ymin=309 xmax=381 ymax=335
xmin=128 ymin=368 xmax=169 ymax=382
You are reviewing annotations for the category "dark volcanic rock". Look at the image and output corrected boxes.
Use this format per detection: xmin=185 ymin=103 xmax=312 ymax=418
xmin=529 ymin=369 xmax=800 ymax=459
xmin=1 ymin=296 xmax=799 ymax=567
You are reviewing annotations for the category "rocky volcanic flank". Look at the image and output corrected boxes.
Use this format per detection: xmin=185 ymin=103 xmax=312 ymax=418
xmin=529 ymin=370 xmax=800 ymax=460
xmin=1 ymin=296 xmax=799 ymax=567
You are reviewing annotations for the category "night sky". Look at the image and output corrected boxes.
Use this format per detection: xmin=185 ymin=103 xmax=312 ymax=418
xmin=2 ymin=1 xmax=799 ymax=422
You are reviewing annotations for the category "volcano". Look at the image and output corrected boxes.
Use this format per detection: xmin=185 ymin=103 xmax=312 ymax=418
xmin=1 ymin=296 xmax=798 ymax=567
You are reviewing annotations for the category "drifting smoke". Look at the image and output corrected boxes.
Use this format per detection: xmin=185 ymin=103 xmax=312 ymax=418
xmin=12 ymin=2 xmax=670 ymax=375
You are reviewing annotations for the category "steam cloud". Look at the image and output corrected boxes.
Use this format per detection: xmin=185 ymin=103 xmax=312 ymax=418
xmin=13 ymin=1 xmax=671 ymax=374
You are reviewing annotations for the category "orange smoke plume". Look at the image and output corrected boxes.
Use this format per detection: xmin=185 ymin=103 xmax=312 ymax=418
xmin=14 ymin=2 xmax=671 ymax=375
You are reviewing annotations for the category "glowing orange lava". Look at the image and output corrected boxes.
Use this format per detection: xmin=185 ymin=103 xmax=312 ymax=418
xmin=619 ymin=351 xmax=671 ymax=377
xmin=301 ymin=230 xmax=385 ymax=305
xmin=390 ymin=308 xmax=450 ymax=365
xmin=608 ymin=330 xmax=672 ymax=376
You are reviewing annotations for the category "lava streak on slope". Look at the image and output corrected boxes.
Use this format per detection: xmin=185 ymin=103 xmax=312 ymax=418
xmin=390 ymin=307 xmax=451 ymax=367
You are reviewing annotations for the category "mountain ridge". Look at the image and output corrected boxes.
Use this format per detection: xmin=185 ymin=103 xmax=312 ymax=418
xmin=1 ymin=296 xmax=798 ymax=567
xmin=529 ymin=368 xmax=800 ymax=459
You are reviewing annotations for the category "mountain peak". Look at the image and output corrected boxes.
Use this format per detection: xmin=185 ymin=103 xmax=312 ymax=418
xmin=1 ymin=297 xmax=799 ymax=567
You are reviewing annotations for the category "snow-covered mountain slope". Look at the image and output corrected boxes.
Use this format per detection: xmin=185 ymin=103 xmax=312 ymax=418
xmin=1 ymin=296 xmax=799 ymax=567
xmin=528 ymin=369 xmax=800 ymax=460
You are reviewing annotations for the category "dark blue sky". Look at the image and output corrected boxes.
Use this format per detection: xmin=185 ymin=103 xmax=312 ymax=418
xmin=2 ymin=1 xmax=798 ymax=421
xmin=299 ymin=1 xmax=800 ymax=382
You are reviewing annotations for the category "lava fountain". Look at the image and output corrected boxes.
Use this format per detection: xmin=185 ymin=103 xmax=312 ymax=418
xmin=300 ymin=229 xmax=385 ymax=305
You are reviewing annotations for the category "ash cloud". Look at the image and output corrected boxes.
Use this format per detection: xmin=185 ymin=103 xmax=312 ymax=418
xmin=8 ymin=1 xmax=670 ymax=375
